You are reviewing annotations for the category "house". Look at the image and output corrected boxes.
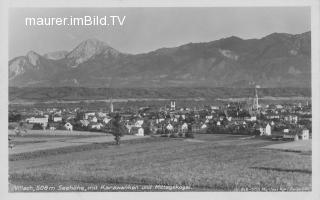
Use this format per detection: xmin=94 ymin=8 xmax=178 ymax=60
xmin=84 ymin=112 xmax=95 ymax=120
xmin=283 ymin=134 xmax=296 ymax=141
xmin=156 ymin=118 xmax=165 ymax=123
xmin=201 ymin=123 xmax=207 ymax=129
xmin=166 ymin=123 xmax=174 ymax=131
xmin=80 ymin=120 xmax=90 ymax=127
xmin=97 ymin=112 xmax=107 ymax=118
xmin=250 ymin=116 xmax=257 ymax=121
xmin=26 ymin=117 xmax=48 ymax=124
xmin=90 ymin=123 xmax=104 ymax=130
xmin=53 ymin=116 xmax=62 ymax=122
xmin=265 ymin=124 xmax=271 ymax=136
xmin=126 ymin=124 xmax=133 ymax=134
xmin=181 ymin=123 xmax=188 ymax=132
xmin=135 ymin=120 xmax=144 ymax=127
xmin=136 ymin=127 xmax=144 ymax=136
xmin=90 ymin=116 xmax=98 ymax=123
xmin=103 ymin=117 xmax=111 ymax=124
xmin=283 ymin=129 xmax=289 ymax=133
xmin=259 ymin=124 xmax=271 ymax=136
xmin=64 ymin=122 xmax=73 ymax=131
xmin=211 ymin=106 xmax=219 ymax=110
xmin=301 ymin=129 xmax=310 ymax=140
xmin=47 ymin=122 xmax=60 ymax=130
xmin=131 ymin=127 xmax=144 ymax=136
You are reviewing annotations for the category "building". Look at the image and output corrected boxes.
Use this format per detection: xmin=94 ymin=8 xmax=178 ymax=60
xmin=90 ymin=123 xmax=104 ymax=130
xmin=26 ymin=117 xmax=48 ymax=124
xmin=201 ymin=123 xmax=207 ymax=129
xmin=259 ymin=124 xmax=271 ymax=136
xmin=253 ymin=86 xmax=259 ymax=110
xmin=136 ymin=127 xmax=144 ymax=136
xmin=135 ymin=120 xmax=144 ymax=127
xmin=301 ymin=129 xmax=310 ymax=140
xmin=265 ymin=124 xmax=271 ymax=136
xmin=132 ymin=127 xmax=144 ymax=136
xmin=110 ymin=98 xmax=114 ymax=113
xmin=166 ymin=123 xmax=174 ymax=131
xmin=64 ymin=122 xmax=73 ymax=131
xmin=53 ymin=116 xmax=62 ymax=122
xmin=91 ymin=116 xmax=98 ymax=123
xmin=103 ymin=117 xmax=112 ymax=124
xmin=181 ymin=123 xmax=188 ymax=133
xmin=170 ymin=100 xmax=176 ymax=111
xmin=84 ymin=112 xmax=95 ymax=120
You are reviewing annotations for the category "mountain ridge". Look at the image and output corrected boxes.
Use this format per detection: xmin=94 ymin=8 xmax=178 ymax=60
xmin=9 ymin=31 xmax=311 ymax=88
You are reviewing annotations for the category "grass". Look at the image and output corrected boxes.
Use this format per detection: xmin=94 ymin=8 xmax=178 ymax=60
xmin=9 ymin=134 xmax=311 ymax=191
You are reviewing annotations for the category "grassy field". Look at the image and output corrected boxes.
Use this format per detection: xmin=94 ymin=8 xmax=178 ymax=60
xmin=9 ymin=134 xmax=311 ymax=192
xmin=9 ymin=129 xmax=106 ymax=136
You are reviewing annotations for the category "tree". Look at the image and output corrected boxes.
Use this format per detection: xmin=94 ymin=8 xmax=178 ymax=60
xmin=110 ymin=113 xmax=124 ymax=145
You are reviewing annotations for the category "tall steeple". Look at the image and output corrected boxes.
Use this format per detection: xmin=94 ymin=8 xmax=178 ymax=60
xmin=253 ymin=85 xmax=260 ymax=110
xmin=110 ymin=97 xmax=114 ymax=113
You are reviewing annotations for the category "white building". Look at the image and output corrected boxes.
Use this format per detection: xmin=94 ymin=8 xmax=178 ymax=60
xmin=260 ymin=124 xmax=271 ymax=136
xmin=135 ymin=127 xmax=144 ymax=136
xmin=85 ymin=112 xmax=95 ymax=120
xmin=91 ymin=116 xmax=98 ymax=123
xmin=166 ymin=123 xmax=174 ymax=131
xmin=135 ymin=120 xmax=144 ymax=127
xmin=283 ymin=129 xmax=289 ymax=133
xmin=170 ymin=100 xmax=176 ymax=111
xmin=90 ymin=123 xmax=103 ymax=130
xmin=181 ymin=123 xmax=188 ymax=132
xmin=250 ymin=116 xmax=257 ymax=121
xmin=265 ymin=124 xmax=271 ymax=136
xmin=301 ymin=129 xmax=310 ymax=140
xmin=26 ymin=117 xmax=48 ymax=124
xmin=64 ymin=122 xmax=73 ymax=131
xmin=201 ymin=123 xmax=207 ymax=129
xmin=53 ymin=116 xmax=62 ymax=122
xmin=103 ymin=117 xmax=111 ymax=124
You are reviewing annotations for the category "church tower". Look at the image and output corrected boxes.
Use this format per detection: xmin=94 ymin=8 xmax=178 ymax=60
xmin=170 ymin=100 xmax=176 ymax=111
xmin=110 ymin=98 xmax=114 ymax=113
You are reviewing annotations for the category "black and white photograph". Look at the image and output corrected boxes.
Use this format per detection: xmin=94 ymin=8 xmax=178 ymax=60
xmin=2 ymin=0 xmax=320 ymax=197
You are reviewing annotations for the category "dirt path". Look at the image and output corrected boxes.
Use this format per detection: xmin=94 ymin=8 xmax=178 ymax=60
xmin=262 ymin=140 xmax=311 ymax=152
xmin=9 ymin=135 xmax=148 ymax=155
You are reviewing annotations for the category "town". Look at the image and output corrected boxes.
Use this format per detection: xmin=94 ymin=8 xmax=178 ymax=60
xmin=9 ymin=88 xmax=312 ymax=142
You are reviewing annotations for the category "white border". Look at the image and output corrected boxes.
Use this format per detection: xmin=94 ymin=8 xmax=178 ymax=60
xmin=1 ymin=0 xmax=319 ymax=200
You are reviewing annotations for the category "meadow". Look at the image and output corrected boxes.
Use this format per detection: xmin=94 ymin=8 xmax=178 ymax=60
xmin=9 ymin=134 xmax=311 ymax=192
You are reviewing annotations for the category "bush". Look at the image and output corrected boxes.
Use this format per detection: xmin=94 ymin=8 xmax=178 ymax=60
xmin=143 ymin=127 xmax=151 ymax=135
xmin=185 ymin=132 xmax=194 ymax=138
xmin=169 ymin=132 xmax=179 ymax=138
xmin=178 ymin=132 xmax=184 ymax=137
xmin=8 ymin=123 xmax=18 ymax=130
xmin=156 ymin=129 xmax=164 ymax=135
xmin=32 ymin=123 xmax=43 ymax=130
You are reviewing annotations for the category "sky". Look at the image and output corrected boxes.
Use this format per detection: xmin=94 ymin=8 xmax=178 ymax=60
xmin=9 ymin=7 xmax=310 ymax=59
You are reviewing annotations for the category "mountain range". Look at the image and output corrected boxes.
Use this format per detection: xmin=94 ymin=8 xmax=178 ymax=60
xmin=9 ymin=31 xmax=311 ymax=88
